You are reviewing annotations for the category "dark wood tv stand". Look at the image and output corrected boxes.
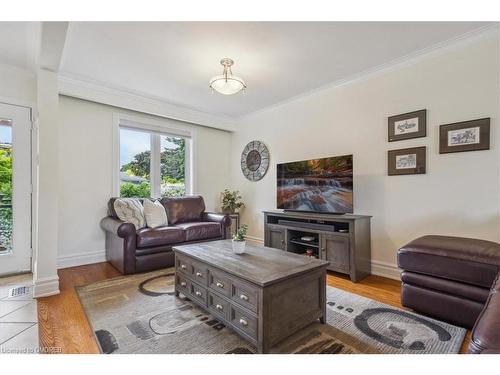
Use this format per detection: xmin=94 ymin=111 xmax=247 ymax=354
xmin=263 ymin=210 xmax=372 ymax=282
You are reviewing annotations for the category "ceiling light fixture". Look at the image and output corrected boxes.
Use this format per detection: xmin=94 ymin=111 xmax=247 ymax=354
xmin=209 ymin=58 xmax=246 ymax=95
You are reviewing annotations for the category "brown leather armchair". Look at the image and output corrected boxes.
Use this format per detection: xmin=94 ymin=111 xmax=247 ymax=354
xmin=100 ymin=195 xmax=231 ymax=274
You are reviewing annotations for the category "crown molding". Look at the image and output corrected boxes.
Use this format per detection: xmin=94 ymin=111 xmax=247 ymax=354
xmin=57 ymin=74 xmax=237 ymax=132
xmin=239 ymin=23 xmax=500 ymax=121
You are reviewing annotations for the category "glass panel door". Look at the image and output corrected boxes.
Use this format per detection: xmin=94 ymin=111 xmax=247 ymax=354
xmin=0 ymin=119 xmax=13 ymax=253
xmin=0 ymin=103 xmax=31 ymax=276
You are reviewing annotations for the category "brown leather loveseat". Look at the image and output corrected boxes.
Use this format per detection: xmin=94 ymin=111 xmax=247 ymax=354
xmin=100 ymin=195 xmax=231 ymax=274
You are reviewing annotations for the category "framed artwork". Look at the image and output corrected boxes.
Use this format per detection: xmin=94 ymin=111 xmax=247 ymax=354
xmin=439 ymin=118 xmax=490 ymax=154
xmin=388 ymin=147 xmax=426 ymax=176
xmin=388 ymin=109 xmax=427 ymax=142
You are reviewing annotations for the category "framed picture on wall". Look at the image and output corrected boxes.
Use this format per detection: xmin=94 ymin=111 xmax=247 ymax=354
xmin=388 ymin=146 xmax=426 ymax=176
xmin=439 ymin=118 xmax=490 ymax=154
xmin=388 ymin=109 xmax=427 ymax=142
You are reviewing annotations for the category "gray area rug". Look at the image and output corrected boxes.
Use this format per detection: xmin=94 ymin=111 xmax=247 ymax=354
xmin=325 ymin=288 xmax=466 ymax=353
xmin=76 ymin=268 xmax=465 ymax=354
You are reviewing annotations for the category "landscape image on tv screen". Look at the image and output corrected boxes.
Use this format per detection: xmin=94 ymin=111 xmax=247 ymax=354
xmin=277 ymin=155 xmax=353 ymax=213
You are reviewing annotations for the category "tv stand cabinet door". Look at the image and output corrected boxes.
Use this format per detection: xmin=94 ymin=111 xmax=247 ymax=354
xmin=266 ymin=224 xmax=286 ymax=251
xmin=321 ymin=234 xmax=350 ymax=273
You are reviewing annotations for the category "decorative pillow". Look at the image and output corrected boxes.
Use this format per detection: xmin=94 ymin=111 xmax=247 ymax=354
xmin=113 ymin=198 xmax=146 ymax=230
xmin=144 ymin=199 xmax=168 ymax=228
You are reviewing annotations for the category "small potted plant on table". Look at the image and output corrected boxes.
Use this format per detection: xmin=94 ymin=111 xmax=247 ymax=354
xmin=232 ymin=224 xmax=248 ymax=254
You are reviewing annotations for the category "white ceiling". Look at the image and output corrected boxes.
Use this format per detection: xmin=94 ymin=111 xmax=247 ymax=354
xmin=0 ymin=22 xmax=495 ymax=118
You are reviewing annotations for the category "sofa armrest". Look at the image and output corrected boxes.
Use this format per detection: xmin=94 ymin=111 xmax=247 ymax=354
xmin=468 ymin=272 xmax=500 ymax=354
xmin=100 ymin=216 xmax=137 ymax=274
xmin=100 ymin=217 xmax=136 ymax=238
xmin=201 ymin=212 xmax=232 ymax=239
xmin=202 ymin=212 xmax=232 ymax=228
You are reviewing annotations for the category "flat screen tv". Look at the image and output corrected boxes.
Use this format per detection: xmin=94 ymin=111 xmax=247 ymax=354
xmin=277 ymin=154 xmax=353 ymax=214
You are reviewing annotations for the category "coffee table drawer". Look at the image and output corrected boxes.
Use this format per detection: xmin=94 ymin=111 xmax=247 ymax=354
xmin=189 ymin=282 xmax=207 ymax=305
xmin=191 ymin=261 xmax=208 ymax=286
xmin=231 ymin=279 xmax=259 ymax=313
xmin=207 ymin=292 xmax=230 ymax=319
xmin=176 ymin=273 xmax=190 ymax=295
xmin=230 ymin=305 xmax=258 ymax=340
xmin=176 ymin=254 xmax=192 ymax=276
xmin=209 ymin=269 xmax=231 ymax=297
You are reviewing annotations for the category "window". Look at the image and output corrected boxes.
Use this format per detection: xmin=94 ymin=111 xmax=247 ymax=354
xmin=117 ymin=119 xmax=191 ymax=199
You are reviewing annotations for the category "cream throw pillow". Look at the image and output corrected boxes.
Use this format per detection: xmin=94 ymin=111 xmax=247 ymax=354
xmin=114 ymin=198 xmax=146 ymax=230
xmin=144 ymin=199 xmax=168 ymax=228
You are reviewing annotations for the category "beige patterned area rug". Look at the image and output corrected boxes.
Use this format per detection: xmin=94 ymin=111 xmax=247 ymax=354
xmin=76 ymin=268 xmax=465 ymax=354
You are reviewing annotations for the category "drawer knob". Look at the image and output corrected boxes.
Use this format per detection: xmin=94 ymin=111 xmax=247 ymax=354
xmin=216 ymin=282 xmax=224 ymax=288
xmin=216 ymin=304 xmax=223 ymax=311
xmin=181 ymin=264 xmax=187 ymax=270
xmin=196 ymin=272 xmax=203 ymax=278
xmin=180 ymin=281 xmax=187 ymax=287
xmin=240 ymin=294 xmax=249 ymax=301
xmin=239 ymin=318 xmax=248 ymax=326
xmin=195 ymin=291 xmax=202 ymax=297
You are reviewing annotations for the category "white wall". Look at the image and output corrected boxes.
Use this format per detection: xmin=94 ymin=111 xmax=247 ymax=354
xmin=0 ymin=64 xmax=36 ymax=105
xmin=231 ymin=33 xmax=500 ymax=277
xmin=57 ymin=96 xmax=232 ymax=267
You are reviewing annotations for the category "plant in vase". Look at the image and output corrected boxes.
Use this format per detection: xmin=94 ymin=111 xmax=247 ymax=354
xmin=221 ymin=189 xmax=244 ymax=214
xmin=232 ymin=224 xmax=248 ymax=254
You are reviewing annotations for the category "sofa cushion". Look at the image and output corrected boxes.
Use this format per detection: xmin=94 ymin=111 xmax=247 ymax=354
xmin=136 ymin=226 xmax=184 ymax=248
xmin=398 ymin=235 xmax=500 ymax=288
xmin=161 ymin=196 xmax=205 ymax=225
xmin=175 ymin=222 xmax=221 ymax=242
xmin=135 ymin=245 xmax=173 ymax=257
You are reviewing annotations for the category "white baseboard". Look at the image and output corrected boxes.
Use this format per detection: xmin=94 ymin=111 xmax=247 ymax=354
xmin=57 ymin=250 xmax=107 ymax=269
xmin=370 ymin=260 xmax=401 ymax=281
xmin=244 ymin=235 xmax=401 ymax=281
xmin=245 ymin=235 xmax=265 ymax=245
xmin=33 ymin=275 xmax=60 ymax=298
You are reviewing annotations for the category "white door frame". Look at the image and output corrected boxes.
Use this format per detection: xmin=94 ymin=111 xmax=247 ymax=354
xmin=0 ymin=102 xmax=32 ymax=276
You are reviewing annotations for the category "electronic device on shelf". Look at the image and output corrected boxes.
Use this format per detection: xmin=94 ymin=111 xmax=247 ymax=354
xmin=300 ymin=236 xmax=316 ymax=242
xmin=277 ymin=219 xmax=336 ymax=232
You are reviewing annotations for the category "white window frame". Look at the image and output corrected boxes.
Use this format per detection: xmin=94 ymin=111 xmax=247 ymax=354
xmin=112 ymin=113 xmax=195 ymax=198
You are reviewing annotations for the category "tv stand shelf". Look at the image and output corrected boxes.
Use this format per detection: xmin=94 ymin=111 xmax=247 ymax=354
xmin=264 ymin=210 xmax=372 ymax=282
xmin=289 ymin=239 xmax=320 ymax=248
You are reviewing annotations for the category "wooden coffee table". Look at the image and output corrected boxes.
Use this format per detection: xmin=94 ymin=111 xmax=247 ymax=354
xmin=173 ymin=239 xmax=329 ymax=353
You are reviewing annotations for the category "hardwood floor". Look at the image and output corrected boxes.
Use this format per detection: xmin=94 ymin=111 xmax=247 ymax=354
xmin=37 ymin=262 xmax=470 ymax=353
xmin=37 ymin=263 xmax=120 ymax=354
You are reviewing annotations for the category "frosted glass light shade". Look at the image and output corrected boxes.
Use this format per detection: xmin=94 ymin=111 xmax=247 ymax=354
xmin=209 ymin=75 xmax=246 ymax=95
